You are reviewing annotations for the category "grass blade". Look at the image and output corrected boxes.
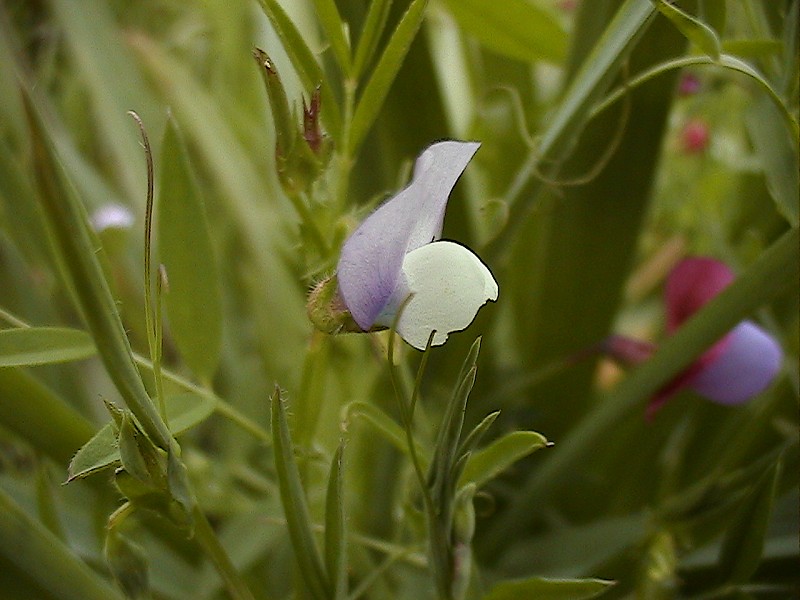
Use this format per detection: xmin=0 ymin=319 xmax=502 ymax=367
xmin=270 ymin=388 xmax=329 ymax=599
xmin=325 ymin=443 xmax=347 ymax=599
xmin=349 ymin=0 xmax=428 ymax=153
xmin=255 ymin=0 xmax=342 ymax=139
xmin=0 ymin=327 xmax=95 ymax=367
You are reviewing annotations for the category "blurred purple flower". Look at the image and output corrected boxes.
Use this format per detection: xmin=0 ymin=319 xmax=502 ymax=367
xmin=678 ymin=73 xmax=702 ymax=96
xmin=605 ymin=257 xmax=783 ymax=418
xmin=336 ymin=141 xmax=498 ymax=350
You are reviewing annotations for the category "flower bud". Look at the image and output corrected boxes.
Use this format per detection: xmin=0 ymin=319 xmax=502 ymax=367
xmin=254 ymin=48 xmax=332 ymax=197
xmin=307 ymin=274 xmax=362 ymax=335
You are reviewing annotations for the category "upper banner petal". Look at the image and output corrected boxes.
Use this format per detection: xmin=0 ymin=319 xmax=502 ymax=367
xmin=337 ymin=141 xmax=480 ymax=329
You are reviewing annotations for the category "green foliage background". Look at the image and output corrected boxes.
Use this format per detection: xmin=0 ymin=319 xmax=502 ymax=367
xmin=0 ymin=0 xmax=797 ymax=598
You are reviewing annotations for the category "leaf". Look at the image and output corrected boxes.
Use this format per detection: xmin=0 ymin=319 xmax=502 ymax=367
xmin=324 ymin=443 xmax=347 ymax=600
xmin=440 ymin=0 xmax=567 ymax=64
xmin=310 ymin=0 xmax=351 ymax=73
xmin=719 ymin=457 xmax=782 ymax=585
xmin=67 ymin=392 xmax=215 ymax=481
xmin=352 ymin=0 xmax=393 ymax=78
xmin=342 ymin=401 xmax=427 ymax=464
xmin=254 ymin=0 xmax=342 ymax=138
xmin=428 ymin=337 xmax=481 ymax=505
xmin=270 ymin=388 xmax=329 ymax=600
xmin=158 ymin=118 xmax=223 ymax=380
xmin=482 ymin=577 xmax=614 ymax=600
xmin=0 ymin=327 xmax=96 ymax=367
xmin=22 ymin=90 xmax=171 ymax=450
xmin=67 ymin=422 xmax=120 ymax=482
xmin=0 ymin=486 xmax=125 ymax=600
xmin=458 ymin=430 xmax=549 ymax=489
xmin=655 ymin=0 xmax=721 ymax=60
xmin=164 ymin=392 xmax=216 ymax=435
xmin=745 ymin=95 xmax=799 ymax=226
xmin=349 ymin=0 xmax=428 ymax=153
xmin=457 ymin=410 xmax=500 ymax=458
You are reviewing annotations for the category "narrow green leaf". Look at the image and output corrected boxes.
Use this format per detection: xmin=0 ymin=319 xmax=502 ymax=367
xmin=0 ymin=368 xmax=95 ymax=466
xmin=719 ymin=457 xmax=782 ymax=585
xmin=270 ymin=388 xmax=329 ymax=600
xmin=0 ymin=327 xmax=95 ymax=367
xmin=67 ymin=392 xmax=215 ymax=481
xmin=482 ymin=576 xmax=614 ymax=600
xmin=325 ymin=443 xmax=347 ymax=600
xmin=440 ymin=0 xmax=567 ymax=63
xmin=158 ymin=118 xmax=223 ymax=380
xmin=311 ymin=0 xmax=351 ymax=73
xmin=0 ymin=487 xmax=124 ymax=600
xmin=352 ymin=0 xmax=393 ymax=78
xmin=22 ymin=90 xmax=171 ymax=450
xmin=342 ymin=401 xmax=427 ymax=463
xmin=457 ymin=410 xmax=500 ymax=458
xmin=655 ymin=0 xmax=721 ymax=59
xmin=746 ymin=95 xmax=799 ymax=226
xmin=458 ymin=430 xmax=549 ymax=490
xmin=254 ymin=0 xmax=342 ymax=139
xmin=349 ymin=0 xmax=428 ymax=153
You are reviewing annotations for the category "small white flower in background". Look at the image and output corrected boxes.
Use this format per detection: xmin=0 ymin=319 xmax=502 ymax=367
xmin=309 ymin=141 xmax=498 ymax=350
xmin=90 ymin=203 xmax=135 ymax=233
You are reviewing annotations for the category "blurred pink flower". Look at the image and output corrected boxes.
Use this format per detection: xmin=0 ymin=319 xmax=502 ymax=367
xmin=680 ymin=118 xmax=710 ymax=154
xmin=604 ymin=258 xmax=783 ymax=419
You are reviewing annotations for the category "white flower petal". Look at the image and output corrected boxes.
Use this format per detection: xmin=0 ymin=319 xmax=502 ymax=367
xmin=689 ymin=321 xmax=783 ymax=405
xmin=378 ymin=240 xmax=498 ymax=350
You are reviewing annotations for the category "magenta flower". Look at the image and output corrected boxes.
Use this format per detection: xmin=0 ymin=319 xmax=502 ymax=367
xmin=605 ymin=257 xmax=783 ymax=418
xmin=334 ymin=141 xmax=498 ymax=350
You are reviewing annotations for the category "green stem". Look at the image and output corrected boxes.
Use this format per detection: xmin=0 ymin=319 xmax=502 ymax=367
xmin=335 ymin=77 xmax=357 ymax=212
xmin=192 ymin=506 xmax=256 ymax=600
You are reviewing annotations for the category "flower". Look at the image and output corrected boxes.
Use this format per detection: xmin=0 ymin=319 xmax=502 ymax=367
xmin=310 ymin=141 xmax=498 ymax=350
xmin=90 ymin=203 xmax=135 ymax=233
xmin=604 ymin=257 xmax=783 ymax=418
xmin=679 ymin=118 xmax=710 ymax=154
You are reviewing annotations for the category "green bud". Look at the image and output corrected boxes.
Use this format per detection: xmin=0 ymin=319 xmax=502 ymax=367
xmin=307 ymin=274 xmax=361 ymax=334
xmin=253 ymin=47 xmax=333 ymax=197
xmin=118 ymin=413 xmax=167 ymax=487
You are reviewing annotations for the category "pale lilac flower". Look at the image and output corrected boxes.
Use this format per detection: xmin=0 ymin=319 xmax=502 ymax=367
xmin=336 ymin=141 xmax=498 ymax=350
xmin=604 ymin=257 xmax=783 ymax=418
xmin=90 ymin=203 xmax=135 ymax=233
